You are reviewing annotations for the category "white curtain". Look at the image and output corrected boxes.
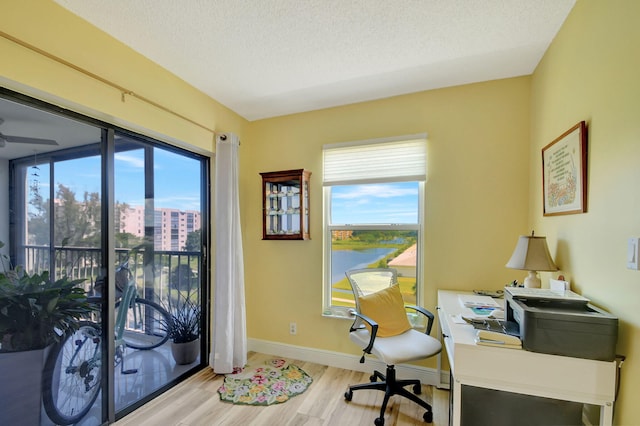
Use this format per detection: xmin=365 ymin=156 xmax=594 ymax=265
xmin=210 ymin=132 xmax=247 ymax=374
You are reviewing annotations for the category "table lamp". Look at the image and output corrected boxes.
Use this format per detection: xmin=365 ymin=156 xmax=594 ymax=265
xmin=506 ymin=231 xmax=558 ymax=288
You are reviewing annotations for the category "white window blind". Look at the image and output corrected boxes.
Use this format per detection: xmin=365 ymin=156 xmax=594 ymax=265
xmin=322 ymin=134 xmax=427 ymax=186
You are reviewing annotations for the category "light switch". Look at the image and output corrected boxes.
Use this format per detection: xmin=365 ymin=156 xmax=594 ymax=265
xmin=627 ymin=238 xmax=640 ymax=270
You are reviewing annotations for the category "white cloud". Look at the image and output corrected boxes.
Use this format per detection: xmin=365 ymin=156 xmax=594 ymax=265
xmin=115 ymin=153 xmax=145 ymax=168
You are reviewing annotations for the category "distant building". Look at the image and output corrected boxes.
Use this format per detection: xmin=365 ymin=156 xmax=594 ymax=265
xmin=120 ymin=205 xmax=145 ymax=238
xmin=120 ymin=205 xmax=200 ymax=251
xmin=388 ymin=243 xmax=417 ymax=277
xmin=332 ymin=230 xmax=353 ymax=240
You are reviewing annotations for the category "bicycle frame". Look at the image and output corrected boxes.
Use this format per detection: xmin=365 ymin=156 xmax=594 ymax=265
xmin=43 ymin=254 xmax=172 ymax=425
xmin=85 ymin=265 xmax=138 ymax=357
xmin=115 ymin=275 xmax=138 ymax=350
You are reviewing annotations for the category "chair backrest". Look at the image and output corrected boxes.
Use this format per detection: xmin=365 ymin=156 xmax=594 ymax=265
xmin=345 ymin=268 xmax=398 ymax=313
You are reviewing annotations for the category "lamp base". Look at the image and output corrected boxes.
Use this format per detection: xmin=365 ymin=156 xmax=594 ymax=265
xmin=523 ymin=271 xmax=541 ymax=288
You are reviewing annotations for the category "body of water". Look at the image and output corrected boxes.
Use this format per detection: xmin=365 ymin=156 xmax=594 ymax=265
xmin=331 ymin=247 xmax=395 ymax=283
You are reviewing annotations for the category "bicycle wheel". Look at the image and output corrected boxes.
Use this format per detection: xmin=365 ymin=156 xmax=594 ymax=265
xmin=115 ymin=298 xmax=171 ymax=350
xmin=42 ymin=322 xmax=102 ymax=425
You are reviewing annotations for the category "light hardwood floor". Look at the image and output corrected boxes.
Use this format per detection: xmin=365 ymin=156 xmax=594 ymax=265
xmin=115 ymin=352 xmax=450 ymax=426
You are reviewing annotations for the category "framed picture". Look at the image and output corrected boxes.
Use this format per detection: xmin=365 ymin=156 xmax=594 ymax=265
xmin=542 ymin=121 xmax=587 ymax=216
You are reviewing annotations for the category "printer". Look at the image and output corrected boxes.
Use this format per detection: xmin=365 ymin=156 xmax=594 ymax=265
xmin=504 ymin=287 xmax=618 ymax=361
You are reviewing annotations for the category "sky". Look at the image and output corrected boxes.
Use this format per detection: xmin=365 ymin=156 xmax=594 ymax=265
xmin=41 ymin=151 xmax=417 ymax=222
xmin=330 ymin=181 xmax=419 ymax=224
xmin=40 ymin=147 xmax=203 ymax=211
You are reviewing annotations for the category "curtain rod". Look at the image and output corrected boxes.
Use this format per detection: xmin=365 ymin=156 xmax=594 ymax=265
xmin=0 ymin=30 xmax=219 ymax=136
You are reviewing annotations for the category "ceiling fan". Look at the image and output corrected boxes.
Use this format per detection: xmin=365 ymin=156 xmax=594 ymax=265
xmin=0 ymin=118 xmax=58 ymax=148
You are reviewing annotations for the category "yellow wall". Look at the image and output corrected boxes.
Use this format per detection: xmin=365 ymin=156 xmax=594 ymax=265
xmin=5 ymin=0 xmax=638 ymax=423
xmin=1 ymin=0 xmax=247 ymax=150
xmin=530 ymin=1 xmax=640 ymax=423
xmin=242 ymin=78 xmax=531 ymax=361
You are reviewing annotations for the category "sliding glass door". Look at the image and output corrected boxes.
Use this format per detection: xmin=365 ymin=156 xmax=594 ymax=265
xmin=2 ymin=92 xmax=208 ymax=425
xmin=111 ymin=132 xmax=207 ymax=414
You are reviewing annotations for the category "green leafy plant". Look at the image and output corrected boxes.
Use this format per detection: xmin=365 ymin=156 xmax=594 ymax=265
xmin=165 ymin=286 xmax=201 ymax=344
xmin=0 ymin=241 xmax=95 ymax=352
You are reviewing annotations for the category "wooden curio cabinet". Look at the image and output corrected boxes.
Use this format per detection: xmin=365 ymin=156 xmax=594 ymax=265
xmin=260 ymin=169 xmax=311 ymax=240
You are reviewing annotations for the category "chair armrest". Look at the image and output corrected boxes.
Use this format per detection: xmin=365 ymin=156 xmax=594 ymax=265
xmin=349 ymin=311 xmax=378 ymax=362
xmin=405 ymin=304 xmax=435 ymax=335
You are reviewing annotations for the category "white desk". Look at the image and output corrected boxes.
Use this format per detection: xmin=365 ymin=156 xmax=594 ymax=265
xmin=437 ymin=290 xmax=616 ymax=426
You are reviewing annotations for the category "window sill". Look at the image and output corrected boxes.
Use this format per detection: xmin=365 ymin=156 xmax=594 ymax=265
xmin=322 ymin=306 xmax=355 ymax=320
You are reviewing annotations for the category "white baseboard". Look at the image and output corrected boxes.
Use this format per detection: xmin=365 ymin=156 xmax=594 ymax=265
xmin=248 ymin=338 xmax=449 ymax=387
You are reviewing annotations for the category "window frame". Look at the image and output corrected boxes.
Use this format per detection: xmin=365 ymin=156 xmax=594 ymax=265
xmin=322 ymin=171 xmax=425 ymax=319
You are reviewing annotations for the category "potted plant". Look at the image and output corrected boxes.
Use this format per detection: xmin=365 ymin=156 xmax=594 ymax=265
xmin=165 ymin=280 xmax=201 ymax=365
xmin=0 ymin=269 xmax=93 ymax=352
xmin=0 ymin=241 xmax=95 ymax=424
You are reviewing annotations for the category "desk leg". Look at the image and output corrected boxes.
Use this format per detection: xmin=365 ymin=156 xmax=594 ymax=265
xmin=452 ymin=378 xmax=462 ymax=426
xmin=600 ymin=402 xmax=614 ymax=426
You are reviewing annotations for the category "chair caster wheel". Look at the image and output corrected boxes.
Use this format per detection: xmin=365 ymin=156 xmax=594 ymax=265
xmin=423 ymin=410 xmax=433 ymax=423
xmin=413 ymin=383 xmax=422 ymax=394
xmin=374 ymin=417 xmax=385 ymax=426
xmin=344 ymin=389 xmax=353 ymax=401
xmin=369 ymin=374 xmax=377 ymax=382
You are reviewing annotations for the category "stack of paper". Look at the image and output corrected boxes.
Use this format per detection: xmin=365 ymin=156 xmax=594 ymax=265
xmin=458 ymin=294 xmax=500 ymax=309
xmin=457 ymin=294 xmax=501 ymax=317
xmin=475 ymin=330 xmax=522 ymax=349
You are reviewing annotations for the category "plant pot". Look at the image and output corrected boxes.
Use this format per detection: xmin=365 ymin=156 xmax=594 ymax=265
xmin=0 ymin=346 xmax=50 ymax=425
xmin=171 ymin=338 xmax=200 ymax=365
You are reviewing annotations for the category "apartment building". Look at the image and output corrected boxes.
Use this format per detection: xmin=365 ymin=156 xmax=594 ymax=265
xmin=120 ymin=205 xmax=201 ymax=251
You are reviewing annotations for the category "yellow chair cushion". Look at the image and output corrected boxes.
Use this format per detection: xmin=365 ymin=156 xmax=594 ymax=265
xmin=359 ymin=284 xmax=412 ymax=337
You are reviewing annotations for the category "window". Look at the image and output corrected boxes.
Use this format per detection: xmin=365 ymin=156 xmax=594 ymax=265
xmin=322 ymin=135 xmax=427 ymax=317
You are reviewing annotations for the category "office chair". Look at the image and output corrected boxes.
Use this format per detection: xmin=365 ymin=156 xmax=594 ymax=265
xmin=344 ymin=268 xmax=442 ymax=426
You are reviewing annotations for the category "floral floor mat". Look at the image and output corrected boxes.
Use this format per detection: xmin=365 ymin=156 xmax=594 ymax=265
xmin=217 ymin=358 xmax=313 ymax=406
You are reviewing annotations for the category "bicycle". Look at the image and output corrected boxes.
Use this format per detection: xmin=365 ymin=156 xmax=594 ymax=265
xmin=42 ymin=257 xmax=172 ymax=425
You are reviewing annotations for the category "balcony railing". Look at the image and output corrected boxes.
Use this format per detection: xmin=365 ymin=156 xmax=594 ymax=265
xmin=21 ymin=245 xmax=202 ymax=304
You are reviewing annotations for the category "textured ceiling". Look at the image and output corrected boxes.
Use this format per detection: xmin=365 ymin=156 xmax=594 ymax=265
xmin=54 ymin=0 xmax=575 ymax=121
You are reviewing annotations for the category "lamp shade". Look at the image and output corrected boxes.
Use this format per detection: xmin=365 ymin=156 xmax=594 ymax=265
xmin=506 ymin=235 xmax=558 ymax=272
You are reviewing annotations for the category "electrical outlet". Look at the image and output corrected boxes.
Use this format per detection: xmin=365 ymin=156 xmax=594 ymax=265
xmin=289 ymin=322 xmax=297 ymax=335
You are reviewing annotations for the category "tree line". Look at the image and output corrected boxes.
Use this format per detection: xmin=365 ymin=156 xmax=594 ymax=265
xmin=27 ymin=183 xmax=200 ymax=251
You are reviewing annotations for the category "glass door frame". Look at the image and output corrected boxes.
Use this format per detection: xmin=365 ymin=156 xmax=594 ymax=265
xmin=3 ymin=88 xmax=210 ymax=424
